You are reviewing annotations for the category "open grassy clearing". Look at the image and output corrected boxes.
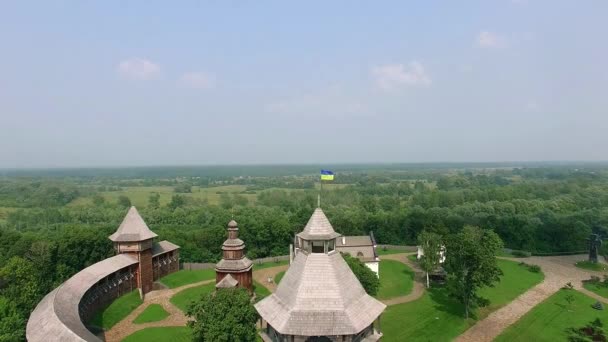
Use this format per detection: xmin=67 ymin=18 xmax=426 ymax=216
xmin=159 ymin=269 xmax=215 ymax=288
xmin=170 ymin=283 xmax=215 ymax=313
xmin=70 ymin=185 xmax=257 ymax=207
xmin=377 ymin=248 xmax=409 ymax=256
xmin=575 ymin=260 xmax=608 ymax=272
xmin=381 ymin=259 xmax=544 ymax=342
xmin=495 ymin=289 xmax=608 ymax=342
xmin=123 ymin=326 xmax=192 ymax=342
xmin=89 ymin=290 xmax=143 ymax=330
xmin=132 ymin=304 xmax=170 ymax=324
xmin=583 ymin=281 xmax=608 ymax=298
xmin=377 ymin=260 xmax=414 ymax=300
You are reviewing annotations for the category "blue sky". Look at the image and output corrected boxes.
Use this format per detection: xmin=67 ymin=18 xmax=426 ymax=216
xmin=1 ymin=1 xmax=606 ymax=167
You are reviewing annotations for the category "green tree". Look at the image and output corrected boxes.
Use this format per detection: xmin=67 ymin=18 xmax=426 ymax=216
xmin=444 ymin=226 xmax=503 ymax=319
xmin=342 ymin=253 xmax=379 ymax=296
xmin=168 ymin=194 xmax=186 ymax=209
xmin=148 ymin=193 xmax=161 ymax=209
xmin=92 ymin=195 xmax=105 ymax=206
xmin=117 ymin=195 xmax=131 ymax=208
xmin=417 ymin=230 xmax=442 ymax=288
xmin=187 ymin=288 xmax=257 ymax=342
xmin=0 ymin=296 xmax=25 ymax=342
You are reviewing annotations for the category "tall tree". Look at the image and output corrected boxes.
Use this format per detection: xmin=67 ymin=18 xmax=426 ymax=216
xmin=187 ymin=288 xmax=257 ymax=342
xmin=148 ymin=193 xmax=160 ymax=209
xmin=117 ymin=195 xmax=131 ymax=208
xmin=417 ymin=230 xmax=442 ymax=288
xmin=444 ymin=226 xmax=503 ymax=319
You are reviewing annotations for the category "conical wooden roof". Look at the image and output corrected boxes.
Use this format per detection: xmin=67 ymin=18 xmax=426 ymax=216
xmin=296 ymin=208 xmax=341 ymax=240
xmin=109 ymin=206 xmax=158 ymax=242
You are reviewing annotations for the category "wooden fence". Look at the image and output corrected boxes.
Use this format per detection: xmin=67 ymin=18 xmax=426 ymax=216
xmin=182 ymin=254 xmax=291 ymax=270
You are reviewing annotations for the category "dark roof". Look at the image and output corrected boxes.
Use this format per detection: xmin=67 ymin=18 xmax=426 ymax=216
xmin=109 ymin=206 xmax=158 ymax=242
xmin=151 ymin=240 xmax=180 ymax=257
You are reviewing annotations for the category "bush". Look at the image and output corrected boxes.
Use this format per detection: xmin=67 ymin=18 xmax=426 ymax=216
xmin=518 ymin=262 xmax=542 ymax=273
xmin=342 ymin=253 xmax=379 ymax=296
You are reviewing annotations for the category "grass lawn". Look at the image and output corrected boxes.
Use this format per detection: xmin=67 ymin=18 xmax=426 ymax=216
xmin=132 ymin=304 xmax=170 ymax=324
xmin=274 ymin=271 xmax=286 ymax=284
xmin=254 ymin=280 xmax=271 ymax=300
xmin=252 ymin=259 xmax=289 ymax=270
xmin=377 ymin=248 xmax=408 ymax=256
xmin=159 ymin=269 xmax=215 ymax=288
xmin=123 ymin=327 xmax=192 ymax=342
xmin=170 ymin=283 xmax=215 ymax=312
xmin=495 ymin=289 xmax=608 ymax=342
xmin=381 ymin=259 xmax=544 ymax=342
xmin=89 ymin=290 xmax=143 ymax=330
xmin=575 ymin=260 xmax=608 ymax=272
xmin=583 ymin=281 xmax=608 ymax=298
xmin=376 ymin=260 xmax=414 ymax=300
xmin=407 ymin=254 xmax=418 ymax=262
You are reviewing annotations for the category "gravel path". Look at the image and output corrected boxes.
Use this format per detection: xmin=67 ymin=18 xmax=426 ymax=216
xmin=103 ymin=279 xmax=213 ymax=342
xmin=455 ymin=254 xmax=607 ymax=342
xmin=379 ymin=253 xmax=426 ymax=305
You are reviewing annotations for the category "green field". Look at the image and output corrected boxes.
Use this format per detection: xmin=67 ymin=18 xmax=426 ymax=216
xmin=132 ymin=304 xmax=170 ymax=324
xmin=274 ymin=271 xmax=286 ymax=284
xmin=377 ymin=248 xmax=409 ymax=256
xmin=159 ymin=269 xmax=215 ymax=288
xmin=495 ymin=290 xmax=608 ymax=342
xmin=70 ymin=185 xmax=256 ymax=207
xmin=123 ymin=327 xmax=192 ymax=342
xmin=377 ymin=260 xmax=414 ymax=299
xmin=254 ymin=281 xmax=271 ymax=300
xmin=381 ymin=259 xmax=544 ymax=342
xmin=89 ymin=290 xmax=143 ymax=330
xmin=252 ymin=259 xmax=289 ymax=270
xmin=575 ymin=260 xmax=608 ymax=272
xmin=170 ymin=283 xmax=215 ymax=312
xmin=583 ymin=281 xmax=608 ymax=298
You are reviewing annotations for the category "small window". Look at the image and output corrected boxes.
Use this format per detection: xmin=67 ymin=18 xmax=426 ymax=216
xmin=357 ymin=251 xmax=364 ymax=257
xmin=327 ymin=239 xmax=335 ymax=252
xmin=311 ymin=241 xmax=324 ymax=253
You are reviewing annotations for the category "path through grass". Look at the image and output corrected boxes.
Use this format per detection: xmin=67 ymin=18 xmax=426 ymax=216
xmin=495 ymin=289 xmax=608 ymax=342
xmin=89 ymin=290 xmax=143 ymax=330
xmin=159 ymin=269 xmax=215 ymax=288
xmin=123 ymin=327 xmax=192 ymax=342
xmin=132 ymin=304 xmax=170 ymax=324
xmin=381 ymin=259 xmax=544 ymax=342
xmin=170 ymin=283 xmax=215 ymax=312
xmin=377 ymin=259 xmax=414 ymax=300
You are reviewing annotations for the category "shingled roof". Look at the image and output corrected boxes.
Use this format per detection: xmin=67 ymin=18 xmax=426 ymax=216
xmin=109 ymin=206 xmax=158 ymax=242
xmin=296 ymin=208 xmax=341 ymax=240
xmin=254 ymin=251 xmax=386 ymax=336
xmin=216 ymin=274 xmax=239 ymax=289
xmin=26 ymin=254 xmax=138 ymax=341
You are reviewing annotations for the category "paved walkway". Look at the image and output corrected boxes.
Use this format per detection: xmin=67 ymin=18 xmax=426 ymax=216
xmin=103 ymin=279 xmax=213 ymax=342
xmin=455 ymin=254 xmax=607 ymax=342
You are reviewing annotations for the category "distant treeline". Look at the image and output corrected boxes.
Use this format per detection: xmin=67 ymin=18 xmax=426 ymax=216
xmin=1 ymin=164 xmax=608 ymax=339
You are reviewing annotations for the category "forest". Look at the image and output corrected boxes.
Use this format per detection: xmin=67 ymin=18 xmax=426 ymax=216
xmin=1 ymin=163 xmax=608 ymax=340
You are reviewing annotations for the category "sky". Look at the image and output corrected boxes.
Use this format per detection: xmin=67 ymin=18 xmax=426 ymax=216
xmin=0 ymin=1 xmax=607 ymax=168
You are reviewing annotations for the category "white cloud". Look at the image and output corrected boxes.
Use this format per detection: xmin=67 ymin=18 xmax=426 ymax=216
xmin=371 ymin=62 xmax=431 ymax=90
xmin=117 ymin=58 xmax=160 ymax=80
xmin=477 ymin=31 xmax=507 ymax=49
xmin=178 ymin=72 xmax=215 ymax=89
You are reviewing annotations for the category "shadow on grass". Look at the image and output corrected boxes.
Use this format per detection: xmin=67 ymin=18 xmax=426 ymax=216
xmin=428 ymin=287 xmax=467 ymax=318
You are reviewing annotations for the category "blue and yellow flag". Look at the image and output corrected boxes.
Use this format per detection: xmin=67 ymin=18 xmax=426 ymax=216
xmin=320 ymin=169 xmax=334 ymax=181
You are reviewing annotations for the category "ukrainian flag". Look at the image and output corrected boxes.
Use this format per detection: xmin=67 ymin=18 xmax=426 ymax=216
xmin=320 ymin=170 xmax=334 ymax=181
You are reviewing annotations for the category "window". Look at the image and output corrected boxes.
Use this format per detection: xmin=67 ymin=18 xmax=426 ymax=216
xmin=327 ymin=239 xmax=335 ymax=252
xmin=311 ymin=241 xmax=324 ymax=253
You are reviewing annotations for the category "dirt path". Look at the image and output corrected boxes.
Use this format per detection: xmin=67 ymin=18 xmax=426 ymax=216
xmin=252 ymin=264 xmax=289 ymax=293
xmin=455 ymin=255 xmax=607 ymax=342
xmin=103 ymin=279 xmax=214 ymax=342
xmin=379 ymin=253 xmax=426 ymax=305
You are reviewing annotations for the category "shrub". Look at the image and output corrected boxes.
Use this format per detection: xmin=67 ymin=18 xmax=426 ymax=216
xmin=511 ymin=250 xmax=531 ymax=258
